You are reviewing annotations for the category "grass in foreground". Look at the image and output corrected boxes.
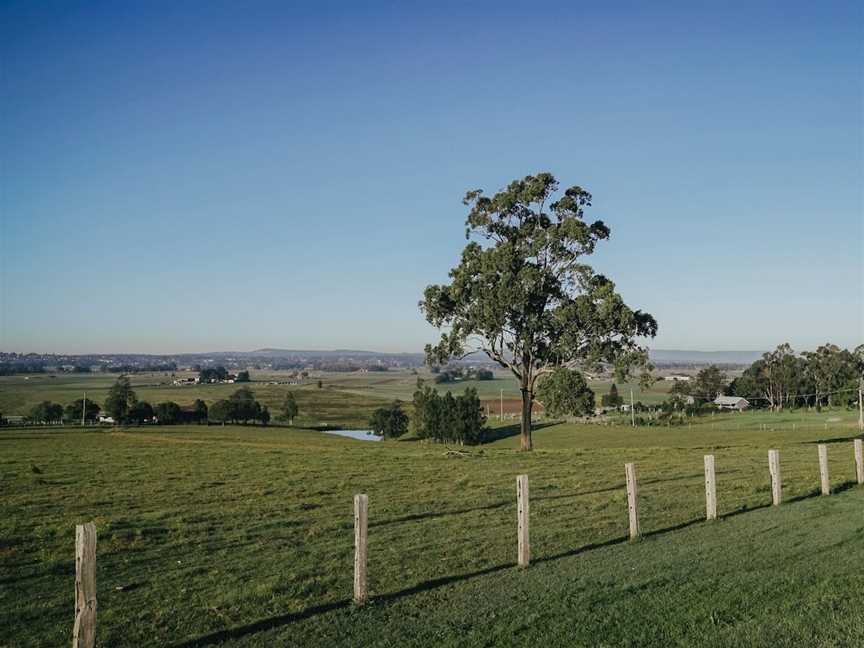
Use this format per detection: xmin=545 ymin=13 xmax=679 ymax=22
xmin=1 ymin=411 xmax=861 ymax=647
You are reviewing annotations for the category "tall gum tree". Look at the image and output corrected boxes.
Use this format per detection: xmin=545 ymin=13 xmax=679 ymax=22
xmin=420 ymin=172 xmax=657 ymax=451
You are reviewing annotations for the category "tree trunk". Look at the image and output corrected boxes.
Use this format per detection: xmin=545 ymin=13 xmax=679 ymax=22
xmin=520 ymin=387 xmax=533 ymax=451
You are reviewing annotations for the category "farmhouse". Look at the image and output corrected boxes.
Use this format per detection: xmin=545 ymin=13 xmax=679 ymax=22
xmin=663 ymin=374 xmax=692 ymax=382
xmin=714 ymin=396 xmax=749 ymax=411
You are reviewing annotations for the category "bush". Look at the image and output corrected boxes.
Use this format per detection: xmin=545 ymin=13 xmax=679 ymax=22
xmin=154 ymin=401 xmax=182 ymax=425
xmin=369 ymin=402 xmax=409 ymax=438
xmin=28 ymin=401 xmax=63 ymax=424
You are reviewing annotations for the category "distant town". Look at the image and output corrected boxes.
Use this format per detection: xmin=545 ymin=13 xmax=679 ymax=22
xmin=0 ymin=348 xmax=765 ymax=376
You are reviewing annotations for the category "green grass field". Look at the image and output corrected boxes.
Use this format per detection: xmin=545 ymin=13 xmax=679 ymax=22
xmin=2 ymin=407 xmax=862 ymax=647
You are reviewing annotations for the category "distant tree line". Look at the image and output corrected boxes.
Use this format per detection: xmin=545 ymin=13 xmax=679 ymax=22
xmin=661 ymin=343 xmax=863 ymax=412
xmin=106 ymin=363 xmax=177 ymax=373
xmin=730 ymin=343 xmax=862 ymax=411
xmin=0 ymin=364 xmax=48 ymax=375
xmin=0 ymin=362 xmax=179 ymax=375
xmin=651 ymin=342 xmax=864 ymax=422
xmin=433 ymin=366 xmax=495 ymax=384
xmin=315 ymin=362 xmax=391 ymax=373
xmin=0 ymin=363 xmax=91 ymax=375
xmin=208 ymin=387 xmax=270 ymax=425
xmin=199 ymin=366 xmax=230 ymax=382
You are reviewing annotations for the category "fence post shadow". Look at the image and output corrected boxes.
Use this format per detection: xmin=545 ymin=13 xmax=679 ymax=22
xmin=170 ymin=458 xmax=864 ymax=648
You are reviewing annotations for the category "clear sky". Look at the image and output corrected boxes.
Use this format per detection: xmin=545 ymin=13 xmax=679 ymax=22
xmin=1 ymin=1 xmax=861 ymax=354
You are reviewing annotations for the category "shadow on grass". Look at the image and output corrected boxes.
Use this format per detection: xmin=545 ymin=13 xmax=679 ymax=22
xmin=371 ymin=483 xmax=627 ymax=529
xmin=171 ymin=563 xmax=514 ymax=648
xmin=536 ymin=534 xmax=630 ymax=563
xmin=803 ymin=434 xmax=863 ymax=445
xmin=171 ymin=600 xmax=352 ymax=648
xmin=481 ymin=422 xmax=557 ymax=443
xmin=172 ymin=481 xmax=864 ymax=647
xmin=371 ymin=472 xmax=724 ymax=530
xmin=787 ymin=480 xmax=858 ymax=501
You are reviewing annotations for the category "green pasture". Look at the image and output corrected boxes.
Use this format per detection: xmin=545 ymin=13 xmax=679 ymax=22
xmin=0 ymin=372 xmax=384 ymax=428
xmin=2 ymin=407 xmax=862 ymax=647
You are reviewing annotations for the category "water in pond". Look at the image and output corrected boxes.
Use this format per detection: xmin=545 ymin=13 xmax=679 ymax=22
xmin=322 ymin=429 xmax=382 ymax=442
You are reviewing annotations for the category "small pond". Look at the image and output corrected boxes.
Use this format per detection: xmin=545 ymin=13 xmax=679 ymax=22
xmin=322 ymin=429 xmax=382 ymax=442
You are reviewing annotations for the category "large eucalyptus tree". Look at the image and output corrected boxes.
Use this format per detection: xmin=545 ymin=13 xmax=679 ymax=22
xmin=420 ymin=172 xmax=657 ymax=450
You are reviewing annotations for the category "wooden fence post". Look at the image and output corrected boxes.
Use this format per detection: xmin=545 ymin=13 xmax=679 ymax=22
xmin=768 ymin=450 xmax=781 ymax=506
xmin=625 ymin=463 xmax=640 ymax=539
xmin=353 ymin=494 xmax=368 ymax=603
xmin=855 ymin=439 xmax=863 ymax=485
xmin=818 ymin=444 xmax=830 ymax=496
xmin=516 ymin=474 xmax=530 ymax=567
xmin=73 ymin=522 xmax=97 ymax=648
xmin=704 ymin=455 xmax=717 ymax=521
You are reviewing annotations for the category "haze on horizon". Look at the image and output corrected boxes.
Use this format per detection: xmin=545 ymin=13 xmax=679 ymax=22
xmin=1 ymin=1 xmax=862 ymax=356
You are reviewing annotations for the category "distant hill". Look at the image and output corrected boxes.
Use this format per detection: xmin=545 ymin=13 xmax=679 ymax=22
xmin=247 ymin=348 xmax=424 ymax=360
xmin=648 ymin=349 xmax=764 ymax=365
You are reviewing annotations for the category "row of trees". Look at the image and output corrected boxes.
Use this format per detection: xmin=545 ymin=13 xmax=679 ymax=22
xmin=199 ymin=366 xmax=229 ymax=382
xmin=208 ymin=387 xmax=270 ymax=425
xmin=657 ymin=343 xmax=863 ymax=414
xmin=367 ymin=381 xmax=488 ymax=444
xmin=730 ymin=343 xmax=862 ymax=410
xmin=25 ymin=396 xmax=110 ymax=424
xmin=662 ymin=344 xmax=863 ymax=412
xmin=21 ymin=377 xmax=301 ymax=427
xmin=432 ymin=366 xmax=495 ymax=384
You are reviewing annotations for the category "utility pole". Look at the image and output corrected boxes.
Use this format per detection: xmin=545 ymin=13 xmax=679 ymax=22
xmin=500 ymin=388 xmax=504 ymax=421
xmin=82 ymin=390 xmax=87 ymax=427
xmin=630 ymin=388 xmax=635 ymax=427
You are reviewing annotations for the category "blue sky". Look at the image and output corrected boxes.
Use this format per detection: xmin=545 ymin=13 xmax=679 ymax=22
xmin=1 ymin=1 xmax=861 ymax=354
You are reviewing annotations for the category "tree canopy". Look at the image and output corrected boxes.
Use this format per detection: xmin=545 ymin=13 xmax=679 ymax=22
xmin=207 ymin=388 xmax=269 ymax=425
xmin=154 ymin=401 xmax=182 ymax=425
xmin=104 ymin=376 xmax=137 ymax=422
xmin=29 ymin=401 xmax=63 ymax=424
xmin=689 ymin=365 xmax=729 ymax=402
xmin=64 ymin=398 xmax=101 ymax=423
xmin=411 ymin=382 xmax=486 ymax=445
xmin=730 ymin=342 xmax=862 ymax=410
xmin=281 ymin=392 xmax=299 ymax=424
xmin=421 ymin=172 xmax=656 ymax=450
xmin=369 ymin=402 xmax=409 ymax=438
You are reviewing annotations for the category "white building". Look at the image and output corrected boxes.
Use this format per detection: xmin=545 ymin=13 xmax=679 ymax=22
xmin=714 ymin=396 xmax=749 ymax=411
